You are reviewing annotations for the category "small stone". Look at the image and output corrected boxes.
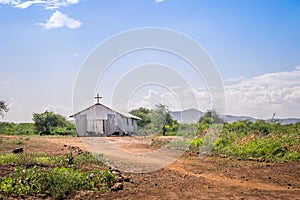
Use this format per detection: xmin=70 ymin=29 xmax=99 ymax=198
xmin=117 ymin=176 xmax=123 ymax=182
xmin=257 ymin=157 xmax=265 ymax=162
xmin=248 ymin=157 xmax=256 ymax=161
xmin=111 ymin=170 xmax=120 ymax=176
xmin=12 ymin=147 xmax=23 ymax=154
xmin=111 ymin=182 xmax=123 ymax=191
xmin=123 ymin=176 xmax=130 ymax=182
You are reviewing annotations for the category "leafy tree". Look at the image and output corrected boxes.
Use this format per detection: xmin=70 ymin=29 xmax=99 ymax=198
xmin=0 ymin=100 xmax=9 ymax=117
xmin=198 ymin=109 xmax=226 ymax=134
xmin=251 ymin=119 xmax=271 ymax=135
xmin=130 ymin=105 xmax=179 ymax=135
xmin=150 ymin=104 xmax=179 ymax=136
xmin=199 ymin=109 xmax=226 ymax=124
xmin=129 ymin=107 xmax=151 ymax=127
xmin=32 ymin=111 xmax=74 ymax=135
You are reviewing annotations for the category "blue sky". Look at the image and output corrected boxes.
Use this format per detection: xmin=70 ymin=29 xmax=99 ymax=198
xmin=1 ymin=0 xmax=300 ymax=122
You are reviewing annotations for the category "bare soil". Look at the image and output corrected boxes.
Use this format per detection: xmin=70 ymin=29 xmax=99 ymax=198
xmin=1 ymin=135 xmax=300 ymax=199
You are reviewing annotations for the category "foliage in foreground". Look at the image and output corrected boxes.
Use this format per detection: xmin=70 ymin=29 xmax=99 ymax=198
xmin=0 ymin=167 xmax=115 ymax=199
xmin=0 ymin=152 xmax=111 ymax=199
xmin=150 ymin=109 xmax=300 ymax=162
xmin=0 ymin=152 xmax=104 ymax=167
xmin=197 ymin=114 xmax=300 ymax=162
xmin=213 ymin=121 xmax=300 ymax=162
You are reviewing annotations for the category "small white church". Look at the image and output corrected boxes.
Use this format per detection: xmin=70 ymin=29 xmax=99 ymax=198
xmin=70 ymin=94 xmax=140 ymax=137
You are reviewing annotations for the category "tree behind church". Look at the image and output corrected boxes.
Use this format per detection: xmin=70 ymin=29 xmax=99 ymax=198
xmin=32 ymin=111 xmax=75 ymax=135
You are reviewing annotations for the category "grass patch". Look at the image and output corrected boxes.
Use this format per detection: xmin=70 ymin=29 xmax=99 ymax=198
xmin=0 ymin=152 xmax=104 ymax=167
xmin=0 ymin=166 xmax=115 ymax=199
xmin=214 ymin=135 xmax=300 ymax=162
xmin=13 ymin=139 xmax=24 ymax=145
xmin=167 ymin=139 xmax=191 ymax=150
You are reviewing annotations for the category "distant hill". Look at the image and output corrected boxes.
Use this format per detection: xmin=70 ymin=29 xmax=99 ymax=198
xmin=170 ymin=109 xmax=300 ymax=124
xmin=170 ymin=108 xmax=204 ymax=123
xmin=270 ymin=118 xmax=300 ymax=125
xmin=222 ymin=115 xmax=256 ymax=123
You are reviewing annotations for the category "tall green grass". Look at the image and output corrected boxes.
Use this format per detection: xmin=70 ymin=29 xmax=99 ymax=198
xmin=0 ymin=166 xmax=115 ymax=199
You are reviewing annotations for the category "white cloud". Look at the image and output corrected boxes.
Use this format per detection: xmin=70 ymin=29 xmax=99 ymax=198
xmin=155 ymin=0 xmax=164 ymax=2
xmin=14 ymin=0 xmax=43 ymax=9
xmin=0 ymin=0 xmax=79 ymax=9
xmin=0 ymin=0 xmax=20 ymax=6
xmin=0 ymin=98 xmax=72 ymax=122
xmin=128 ymin=87 xmax=211 ymax=113
xmin=0 ymin=99 xmax=33 ymax=122
xmin=37 ymin=11 xmax=81 ymax=29
xmin=129 ymin=89 xmax=179 ymax=111
xmin=128 ymin=66 xmax=300 ymax=119
xmin=41 ymin=104 xmax=72 ymax=118
xmin=224 ymin=66 xmax=300 ymax=118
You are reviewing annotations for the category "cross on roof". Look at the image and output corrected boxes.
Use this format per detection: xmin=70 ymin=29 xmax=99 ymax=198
xmin=94 ymin=93 xmax=102 ymax=104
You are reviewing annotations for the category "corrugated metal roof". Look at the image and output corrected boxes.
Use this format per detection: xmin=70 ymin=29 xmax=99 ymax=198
xmin=70 ymin=103 xmax=141 ymax=120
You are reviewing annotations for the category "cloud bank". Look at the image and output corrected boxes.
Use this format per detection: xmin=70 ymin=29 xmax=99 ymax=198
xmin=0 ymin=0 xmax=79 ymax=9
xmin=130 ymin=66 xmax=300 ymax=119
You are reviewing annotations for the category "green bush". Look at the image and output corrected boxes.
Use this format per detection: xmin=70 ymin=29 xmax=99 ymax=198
xmin=0 ymin=122 xmax=35 ymax=135
xmin=214 ymin=138 xmax=230 ymax=149
xmin=191 ymin=116 xmax=300 ymax=162
xmin=187 ymin=138 xmax=204 ymax=152
xmin=214 ymin=134 xmax=300 ymax=162
xmin=0 ymin=154 xmax=21 ymax=165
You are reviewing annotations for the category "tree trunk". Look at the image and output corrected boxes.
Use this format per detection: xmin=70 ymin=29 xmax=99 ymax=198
xmin=162 ymin=123 xmax=166 ymax=136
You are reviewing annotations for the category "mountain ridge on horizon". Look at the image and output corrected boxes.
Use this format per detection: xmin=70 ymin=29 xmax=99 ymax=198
xmin=170 ymin=108 xmax=300 ymax=125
